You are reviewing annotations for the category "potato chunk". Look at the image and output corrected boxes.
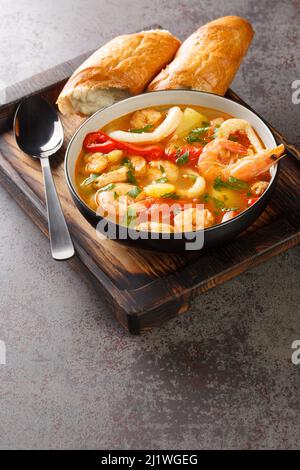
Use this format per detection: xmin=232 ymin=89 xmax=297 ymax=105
xmin=144 ymin=183 xmax=175 ymax=198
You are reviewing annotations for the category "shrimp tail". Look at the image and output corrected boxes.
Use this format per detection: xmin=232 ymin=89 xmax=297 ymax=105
xmin=227 ymin=144 xmax=285 ymax=181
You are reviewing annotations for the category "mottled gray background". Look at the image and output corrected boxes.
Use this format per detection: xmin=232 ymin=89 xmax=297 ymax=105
xmin=0 ymin=0 xmax=299 ymax=450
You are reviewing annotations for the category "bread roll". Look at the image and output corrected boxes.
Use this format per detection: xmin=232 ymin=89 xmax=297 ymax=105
xmin=147 ymin=16 xmax=254 ymax=95
xmin=57 ymin=30 xmax=180 ymax=116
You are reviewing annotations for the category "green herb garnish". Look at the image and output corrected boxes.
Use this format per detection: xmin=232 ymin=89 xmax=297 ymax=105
xmin=222 ymin=207 xmax=240 ymax=212
xmin=186 ymin=126 xmax=210 ymax=143
xmin=127 ymin=169 xmax=137 ymax=184
xmin=214 ymin=198 xmax=225 ymax=209
xmin=176 ymin=150 xmax=189 ymax=165
xmin=228 ymin=135 xmax=238 ymax=142
xmin=80 ymin=173 xmax=100 ymax=187
xmin=161 ymin=192 xmax=180 ymax=200
xmin=122 ymin=157 xmax=134 ymax=169
xmin=214 ymin=176 xmax=249 ymax=191
xmin=97 ymin=183 xmax=116 ymax=193
xmin=213 ymin=126 xmax=220 ymax=139
xmin=127 ymin=186 xmax=142 ymax=198
xmin=155 ymin=176 xmax=169 ymax=184
xmin=129 ymin=124 xmax=154 ymax=133
xmin=183 ymin=173 xmax=197 ymax=181
xmin=159 ymin=164 xmax=165 ymax=174
xmin=123 ymin=206 xmax=137 ymax=227
xmin=202 ymin=193 xmax=225 ymax=210
xmin=122 ymin=157 xmax=137 ymax=183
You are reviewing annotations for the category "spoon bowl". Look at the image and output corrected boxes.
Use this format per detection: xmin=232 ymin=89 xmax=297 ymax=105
xmin=14 ymin=96 xmax=74 ymax=260
xmin=15 ymin=96 xmax=64 ymax=158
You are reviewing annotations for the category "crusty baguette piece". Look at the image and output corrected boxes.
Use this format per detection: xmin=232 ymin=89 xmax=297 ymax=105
xmin=147 ymin=16 xmax=254 ymax=95
xmin=57 ymin=30 xmax=180 ymax=116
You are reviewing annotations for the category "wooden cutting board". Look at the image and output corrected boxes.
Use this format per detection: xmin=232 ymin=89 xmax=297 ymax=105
xmin=0 ymin=44 xmax=299 ymax=334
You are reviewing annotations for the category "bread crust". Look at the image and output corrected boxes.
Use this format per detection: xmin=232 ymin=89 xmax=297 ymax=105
xmin=147 ymin=16 xmax=254 ymax=96
xmin=57 ymin=30 xmax=180 ymax=115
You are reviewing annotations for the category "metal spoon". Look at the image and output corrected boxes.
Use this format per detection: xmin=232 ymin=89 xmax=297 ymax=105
xmin=14 ymin=96 xmax=75 ymax=260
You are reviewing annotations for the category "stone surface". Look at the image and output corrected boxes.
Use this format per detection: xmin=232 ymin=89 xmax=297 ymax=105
xmin=0 ymin=0 xmax=299 ymax=450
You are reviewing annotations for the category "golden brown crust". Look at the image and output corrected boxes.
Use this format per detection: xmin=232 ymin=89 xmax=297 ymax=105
xmin=57 ymin=30 xmax=181 ymax=115
xmin=147 ymin=16 xmax=254 ymax=96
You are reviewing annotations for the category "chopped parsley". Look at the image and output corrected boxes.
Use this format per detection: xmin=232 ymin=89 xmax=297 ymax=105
xmin=183 ymin=173 xmax=197 ymax=181
xmin=159 ymin=164 xmax=165 ymax=174
xmin=127 ymin=186 xmax=142 ymax=198
xmin=80 ymin=173 xmax=100 ymax=187
xmin=213 ymin=125 xmax=220 ymax=139
xmin=161 ymin=192 xmax=180 ymax=200
xmin=127 ymin=169 xmax=137 ymax=184
xmin=122 ymin=157 xmax=134 ymax=169
xmin=175 ymin=150 xmax=189 ymax=165
xmin=129 ymin=124 xmax=154 ymax=133
xmin=202 ymin=193 xmax=225 ymax=210
xmin=155 ymin=176 xmax=169 ymax=184
xmin=202 ymin=192 xmax=240 ymax=214
xmin=97 ymin=183 xmax=116 ymax=192
xmin=122 ymin=157 xmax=137 ymax=184
xmin=214 ymin=176 xmax=249 ymax=191
xmin=222 ymin=207 xmax=240 ymax=212
xmin=186 ymin=126 xmax=210 ymax=143
xmin=228 ymin=135 xmax=238 ymax=142
xmin=123 ymin=206 xmax=137 ymax=227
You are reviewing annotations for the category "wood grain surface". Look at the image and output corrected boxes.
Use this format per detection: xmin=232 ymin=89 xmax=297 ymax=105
xmin=0 ymin=50 xmax=299 ymax=334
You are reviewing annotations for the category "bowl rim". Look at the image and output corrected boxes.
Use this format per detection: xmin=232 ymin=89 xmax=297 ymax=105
xmin=64 ymin=89 xmax=278 ymax=234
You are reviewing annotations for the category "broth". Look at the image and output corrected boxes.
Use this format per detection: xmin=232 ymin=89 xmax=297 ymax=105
xmin=75 ymin=104 xmax=272 ymax=232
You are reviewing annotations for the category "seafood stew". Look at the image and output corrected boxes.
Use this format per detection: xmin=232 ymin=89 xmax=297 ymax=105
xmin=75 ymin=105 xmax=284 ymax=233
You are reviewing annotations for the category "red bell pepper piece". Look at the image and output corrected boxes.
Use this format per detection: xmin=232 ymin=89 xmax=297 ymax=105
xmin=83 ymin=130 xmax=164 ymax=160
xmin=83 ymin=132 xmax=116 ymax=153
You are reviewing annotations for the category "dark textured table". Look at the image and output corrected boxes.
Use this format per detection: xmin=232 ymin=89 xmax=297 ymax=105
xmin=0 ymin=0 xmax=299 ymax=449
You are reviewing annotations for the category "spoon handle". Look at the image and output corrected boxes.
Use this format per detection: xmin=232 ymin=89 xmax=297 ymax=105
xmin=40 ymin=157 xmax=75 ymax=260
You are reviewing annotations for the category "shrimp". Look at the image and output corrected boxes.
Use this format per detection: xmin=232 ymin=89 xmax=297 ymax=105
xmin=94 ymin=166 xmax=127 ymax=188
xmin=128 ymin=155 xmax=146 ymax=176
xmin=173 ymin=208 xmax=214 ymax=232
xmin=217 ymin=118 xmax=264 ymax=153
xmin=197 ymin=138 xmax=249 ymax=181
xmin=224 ymin=145 xmax=285 ymax=181
xmin=130 ymin=109 xmax=162 ymax=129
xmin=177 ymin=169 xmax=206 ymax=199
xmin=106 ymin=150 xmax=124 ymax=164
xmin=84 ymin=153 xmax=108 ymax=174
xmin=148 ymin=160 xmax=179 ymax=183
xmin=198 ymin=139 xmax=285 ymax=182
xmin=96 ymin=183 xmax=139 ymax=217
xmin=250 ymin=181 xmax=269 ymax=196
